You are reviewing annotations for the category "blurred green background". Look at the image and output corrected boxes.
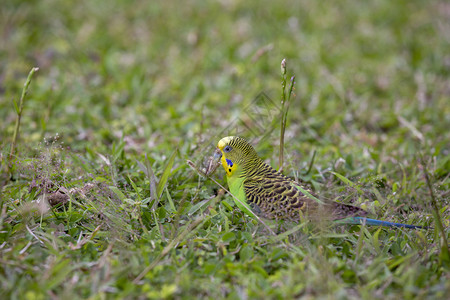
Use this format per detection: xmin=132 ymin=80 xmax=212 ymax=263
xmin=2 ymin=0 xmax=448 ymax=153
xmin=1 ymin=0 xmax=449 ymax=298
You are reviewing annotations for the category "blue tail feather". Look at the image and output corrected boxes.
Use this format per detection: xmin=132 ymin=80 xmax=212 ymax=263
xmin=336 ymin=217 xmax=426 ymax=229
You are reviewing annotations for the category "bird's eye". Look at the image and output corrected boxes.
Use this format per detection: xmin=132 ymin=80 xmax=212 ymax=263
xmin=224 ymin=145 xmax=232 ymax=152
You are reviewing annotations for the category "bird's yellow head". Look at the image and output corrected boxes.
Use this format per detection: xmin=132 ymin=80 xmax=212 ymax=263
xmin=216 ymin=136 xmax=260 ymax=177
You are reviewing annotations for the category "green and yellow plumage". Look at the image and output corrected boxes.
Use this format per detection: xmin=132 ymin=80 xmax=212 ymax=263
xmin=216 ymin=136 xmax=424 ymax=229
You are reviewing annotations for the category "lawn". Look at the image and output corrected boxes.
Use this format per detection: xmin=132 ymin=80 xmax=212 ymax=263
xmin=1 ymin=0 xmax=449 ymax=299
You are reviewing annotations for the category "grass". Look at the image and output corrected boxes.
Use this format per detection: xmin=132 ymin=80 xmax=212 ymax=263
xmin=1 ymin=0 xmax=449 ymax=298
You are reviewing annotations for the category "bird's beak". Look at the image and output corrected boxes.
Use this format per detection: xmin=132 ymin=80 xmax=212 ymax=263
xmin=213 ymin=148 xmax=222 ymax=160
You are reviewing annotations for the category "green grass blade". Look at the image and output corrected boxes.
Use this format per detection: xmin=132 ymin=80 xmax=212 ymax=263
xmin=156 ymin=149 xmax=177 ymax=199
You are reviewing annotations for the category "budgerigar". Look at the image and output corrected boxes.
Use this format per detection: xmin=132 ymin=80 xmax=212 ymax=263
xmin=215 ymin=136 xmax=424 ymax=229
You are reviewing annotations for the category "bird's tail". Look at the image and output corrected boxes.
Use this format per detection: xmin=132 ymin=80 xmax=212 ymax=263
xmin=336 ymin=217 xmax=426 ymax=229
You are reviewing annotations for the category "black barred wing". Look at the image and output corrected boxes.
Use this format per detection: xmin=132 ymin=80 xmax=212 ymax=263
xmin=242 ymin=164 xmax=320 ymax=220
xmin=242 ymin=162 xmax=368 ymax=221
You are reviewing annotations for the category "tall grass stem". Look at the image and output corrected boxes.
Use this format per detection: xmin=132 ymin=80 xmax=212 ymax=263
xmin=8 ymin=67 xmax=39 ymax=172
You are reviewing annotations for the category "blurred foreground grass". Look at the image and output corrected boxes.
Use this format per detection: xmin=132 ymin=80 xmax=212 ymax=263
xmin=1 ymin=0 xmax=449 ymax=298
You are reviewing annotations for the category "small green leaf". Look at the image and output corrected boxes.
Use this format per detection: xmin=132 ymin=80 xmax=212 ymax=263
xmin=330 ymin=171 xmax=363 ymax=194
xmin=373 ymin=227 xmax=381 ymax=253
xmin=45 ymin=258 xmax=73 ymax=290
xmin=294 ymin=184 xmax=325 ymax=204
xmin=330 ymin=171 xmax=355 ymax=187
xmin=157 ymin=149 xmax=177 ymax=199
xmin=12 ymin=98 xmax=19 ymax=113
xmin=188 ymin=199 xmax=210 ymax=216
xmin=112 ymin=139 xmax=125 ymax=163
xmin=221 ymin=200 xmax=233 ymax=211
xmin=270 ymin=248 xmax=287 ymax=261
xmin=240 ymin=245 xmax=253 ymax=261
xmin=222 ymin=232 xmax=235 ymax=243
xmin=165 ymin=188 xmax=176 ymax=212
xmin=69 ymin=212 xmax=83 ymax=223
xmin=109 ymin=186 xmax=126 ymax=201
xmin=128 ymin=175 xmax=143 ymax=202
xmin=136 ymin=159 xmax=149 ymax=177
xmin=141 ymin=155 xmax=158 ymax=210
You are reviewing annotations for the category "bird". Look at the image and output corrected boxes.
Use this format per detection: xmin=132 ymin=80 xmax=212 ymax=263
xmin=214 ymin=136 xmax=424 ymax=229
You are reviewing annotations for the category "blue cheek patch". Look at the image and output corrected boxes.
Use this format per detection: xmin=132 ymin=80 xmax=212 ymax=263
xmin=225 ymin=159 xmax=233 ymax=167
